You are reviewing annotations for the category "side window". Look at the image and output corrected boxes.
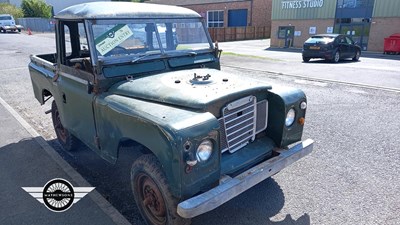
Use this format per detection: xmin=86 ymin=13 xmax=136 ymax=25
xmin=61 ymin=21 xmax=93 ymax=73
xmin=345 ymin=37 xmax=353 ymax=45
xmin=78 ymin=23 xmax=89 ymax=56
xmin=64 ymin=25 xmax=72 ymax=57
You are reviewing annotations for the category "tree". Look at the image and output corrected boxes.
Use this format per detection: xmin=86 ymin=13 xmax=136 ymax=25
xmin=0 ymin=3 xmax=24 ymax=19
xmin=21 ymin=0 xmax=52 ymax=18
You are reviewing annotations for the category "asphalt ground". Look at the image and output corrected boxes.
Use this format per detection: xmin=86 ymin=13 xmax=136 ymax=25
xmin=0 ymin=31 xmax=399 ymax=225
xmin=0 ymin=97 xmax=130 ymax=225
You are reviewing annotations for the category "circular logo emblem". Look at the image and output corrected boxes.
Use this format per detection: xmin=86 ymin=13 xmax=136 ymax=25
xmin=42 ymin=178 xmax=75 ymax=212
xmin=107 ymin=31 xmax=115 ymax=38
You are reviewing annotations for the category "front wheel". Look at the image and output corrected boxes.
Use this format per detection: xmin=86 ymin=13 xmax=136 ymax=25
xmin=352 ymin=50 xmax=360 ymax=61
xmin=51 ymin=101 xmax=79 ymax=151
xmin=302 ymin=56 xmax=310 ymax=62
xmin=131 ymin=154 xmax=191 ymax=225
xmin=331 ymin=50 xmax=340 ymax=63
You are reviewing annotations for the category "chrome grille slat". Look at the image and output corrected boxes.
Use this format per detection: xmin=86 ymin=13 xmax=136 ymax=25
xmin=228 ymin=130 xmax=253 ymax=144
xmin=226 ymin=117 xmax=254 ymax=132
xmin=225 ymin=110 xmax=254 ymax=126
xmin=227 ymin=124 xmax=253 ymax=138
xmin=223 ymin=104 xmax=254 ymax=118
xmin=219 ymin=97 xmax=268 ymax=154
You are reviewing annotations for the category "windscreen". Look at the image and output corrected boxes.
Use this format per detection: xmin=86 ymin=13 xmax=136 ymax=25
xmin=305 ymin=36 xmax=335 ymax=44
xmin=92 ymin=19 xmax=212 ymax=62
xmin=0 ymin=16 xmax=12 ymax=20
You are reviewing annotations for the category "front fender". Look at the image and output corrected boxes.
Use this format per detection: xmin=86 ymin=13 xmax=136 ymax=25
xmin=94 ymin=94 xmax=219 ymax=198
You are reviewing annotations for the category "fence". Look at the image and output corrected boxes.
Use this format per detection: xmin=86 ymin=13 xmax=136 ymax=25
xmin=16 ymin=18 xmax=55 ymax=32
xmin=208 ymin=26 xmax=270 ymax=42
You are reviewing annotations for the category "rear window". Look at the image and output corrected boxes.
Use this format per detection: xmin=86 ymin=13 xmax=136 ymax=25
xmin=0 ymin=16 xmax=12 ymax=20
xmin=305 ymin=36 xmax=335 ymax=44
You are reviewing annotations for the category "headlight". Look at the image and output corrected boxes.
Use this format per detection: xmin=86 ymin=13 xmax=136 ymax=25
xmin=300 ymin=101 xmax=307 ymax=110
xmin=196 ymin=139 xmax=213 ymax=162
xmin=285 ymin=108 xmax=296 ymax=127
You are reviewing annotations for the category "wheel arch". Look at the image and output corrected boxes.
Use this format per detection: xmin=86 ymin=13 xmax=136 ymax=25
xmin=94 ymin=100 xmax=183 ymax=198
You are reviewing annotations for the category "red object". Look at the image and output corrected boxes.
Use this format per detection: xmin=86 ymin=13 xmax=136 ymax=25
xmin=27 ymin=28 xmax=32 ymax=35
xmin=384 ymin=33 xmax=400 ymax=54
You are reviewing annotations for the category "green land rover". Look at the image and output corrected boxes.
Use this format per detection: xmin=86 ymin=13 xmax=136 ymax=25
xmin=29 ymin=2 xmax=314 ymax=225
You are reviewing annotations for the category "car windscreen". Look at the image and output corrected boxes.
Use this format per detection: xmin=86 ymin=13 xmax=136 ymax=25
xmin=91 ymin=18 xmax=213 ymax=63
xmin=0 ymin=16 xmax=12 ymax=20
xmin=305 ymin=36 xmax=335 ymax=44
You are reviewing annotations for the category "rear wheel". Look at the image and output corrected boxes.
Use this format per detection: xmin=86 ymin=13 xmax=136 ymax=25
xmin=131 ymin=154 xmax=191 ymax=225
xmin=51 ymin=101 xmax=79 ymax=151
xmin=352 ymin=50 xmax=360 ymax=61
xmin=302 ymin=56 xmax=310 ymax=62
xmin=331 ymin=50 xmax=340 ymax=63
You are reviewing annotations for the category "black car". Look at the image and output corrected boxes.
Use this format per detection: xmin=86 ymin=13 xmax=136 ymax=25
xmin=302 ymin=34 xmax=361 ymax=63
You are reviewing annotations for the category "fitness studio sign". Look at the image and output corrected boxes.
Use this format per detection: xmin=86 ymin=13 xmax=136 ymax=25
xmin=282 ymin=0 xmax=324 ymax=9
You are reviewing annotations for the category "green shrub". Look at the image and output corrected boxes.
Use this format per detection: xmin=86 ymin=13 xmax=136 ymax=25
xmin=0 ymin=3 xmax=24 ymax=19
xmin=21 ymin=0 xmax=52 ymax=18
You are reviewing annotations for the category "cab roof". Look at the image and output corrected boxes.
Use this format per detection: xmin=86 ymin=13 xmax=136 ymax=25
xmin=55 ymin=2 xmax=201 ymax=20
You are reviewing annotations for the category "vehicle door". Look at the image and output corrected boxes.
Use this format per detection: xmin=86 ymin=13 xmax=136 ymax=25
xmin=55 ymin=20 xmax=99 ymax=152
xmin=337 ymin=36 xmax=350 ymax=57
xmin=345 ymin=36 xmax=357 ymax=56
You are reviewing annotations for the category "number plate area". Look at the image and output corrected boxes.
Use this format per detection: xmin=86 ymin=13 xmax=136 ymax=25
xmin=309 ymin=46 xmax=320 ymax=50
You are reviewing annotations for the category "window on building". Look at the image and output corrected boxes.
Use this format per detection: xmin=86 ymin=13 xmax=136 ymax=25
xmin=337 ymin=0 xmax=374 ymax=8
xmin=207 ymin=10 xmax=224 ymax=28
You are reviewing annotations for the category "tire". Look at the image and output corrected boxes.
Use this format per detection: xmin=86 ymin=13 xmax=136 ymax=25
xmin=131 ymin=154 xmax=191 ymax=225
xmin=331 ymin=50 xmax=340 ymax=63
xmin=352 ymin=50 xmax=360 ymax=61
xmin=51 ymin=101 xmax=79 ymax=151
xmin=302 ymin=56 xmax=310 ymax=62
xmin=18 ymin=29 xmax=21 ymax=33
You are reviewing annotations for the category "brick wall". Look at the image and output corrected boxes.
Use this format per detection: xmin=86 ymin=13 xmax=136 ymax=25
xmin=368 ymin=17 xmax=400 ymax=52
xmin=185 ymin=2 xmax=251 ymax=27
xmin=271 ymin=19 xmax=334 ymax=48
xmin=184 ymin=0 xmax=271 ymax=30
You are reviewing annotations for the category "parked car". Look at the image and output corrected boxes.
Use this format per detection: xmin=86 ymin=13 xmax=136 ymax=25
xmin=29 ymin=2 xmax=313 ymax=225
xmin=0 ymin=14 xmax=23 ymax=33
xmin=302 ymin=34 xmax=361 ymax=63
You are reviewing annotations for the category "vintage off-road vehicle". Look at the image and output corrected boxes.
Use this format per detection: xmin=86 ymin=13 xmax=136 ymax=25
xmin=29 ymin=2 xmax=313 ymax=225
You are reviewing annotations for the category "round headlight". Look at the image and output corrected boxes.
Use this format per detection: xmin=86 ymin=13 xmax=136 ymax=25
xmin=196 ymin=139 xmax=213 ymax=162
xmin=285 ymin=108 xmax=296 ymax=127
xmin=300 ymin=101 xmax=307 ymax=110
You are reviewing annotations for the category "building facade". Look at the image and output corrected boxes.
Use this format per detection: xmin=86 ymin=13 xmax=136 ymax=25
xmin=149 ymin=0 xmax=272 ymax=29
xmin=271 ymin=0 xmax=400 ymax=52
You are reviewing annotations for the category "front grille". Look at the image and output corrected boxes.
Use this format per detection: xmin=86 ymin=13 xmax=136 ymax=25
xmin=219 ymin=96 xmax=268 ymax=153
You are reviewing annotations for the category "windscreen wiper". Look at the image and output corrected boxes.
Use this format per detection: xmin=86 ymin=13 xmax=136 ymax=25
xmin=131 ymin=52 xmax=162 ymax=63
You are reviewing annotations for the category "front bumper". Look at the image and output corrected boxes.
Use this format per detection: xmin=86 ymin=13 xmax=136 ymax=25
xmin=1 ymin=25 xmax=23 ymax=31
xmin=177 ymin=138 xmax=314 ymax=218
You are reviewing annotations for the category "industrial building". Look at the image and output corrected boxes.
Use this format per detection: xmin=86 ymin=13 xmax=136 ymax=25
xmin=271 ymin=0 xmax=400 ymax=52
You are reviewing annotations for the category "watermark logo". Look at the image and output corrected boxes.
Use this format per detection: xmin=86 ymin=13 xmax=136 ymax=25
xmin=22 ymin=178 xmax=95 ymax=212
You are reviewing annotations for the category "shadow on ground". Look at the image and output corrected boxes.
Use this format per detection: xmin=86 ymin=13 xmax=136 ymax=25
xmin=48 ymin=139 xmax=308 ymax=225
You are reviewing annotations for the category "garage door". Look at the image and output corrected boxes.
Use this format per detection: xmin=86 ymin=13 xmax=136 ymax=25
xmin=228 ymin=9 xmax=248 ymax=27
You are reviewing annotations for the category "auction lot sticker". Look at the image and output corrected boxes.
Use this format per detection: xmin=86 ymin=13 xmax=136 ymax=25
xmin=95 ymin=24 xmax=134 ymax=56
